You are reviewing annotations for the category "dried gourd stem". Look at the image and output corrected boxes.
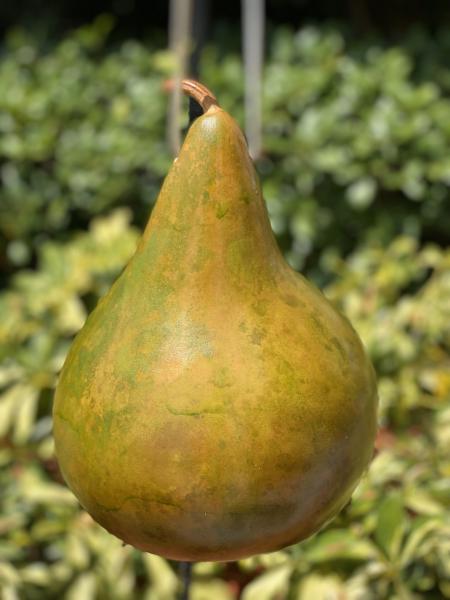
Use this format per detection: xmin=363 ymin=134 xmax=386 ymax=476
xmin=165 ymin=79 xmax=219 ymax=113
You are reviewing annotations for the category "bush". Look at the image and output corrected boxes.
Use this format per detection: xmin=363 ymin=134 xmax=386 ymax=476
xmin=2 ymin=20 xmax=450 ymax=279
xmin=1 ymin=18 xmax=449 ymax=599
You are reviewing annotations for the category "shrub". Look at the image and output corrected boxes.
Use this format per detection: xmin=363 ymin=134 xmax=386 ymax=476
xmin=0 ymin=18 xmax=449 ymax=599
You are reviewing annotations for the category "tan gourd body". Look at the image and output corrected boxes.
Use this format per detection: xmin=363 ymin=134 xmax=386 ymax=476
xmin=53 ymin=81 xmax=378 ymax=562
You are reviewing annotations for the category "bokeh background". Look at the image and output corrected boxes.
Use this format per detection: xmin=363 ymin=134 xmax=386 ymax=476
xmin=1 ymin=1 xmax=449 ymax=598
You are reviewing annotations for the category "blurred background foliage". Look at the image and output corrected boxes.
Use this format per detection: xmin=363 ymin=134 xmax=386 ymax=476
xmin=1 ymin=7 xmax=450 ymax=600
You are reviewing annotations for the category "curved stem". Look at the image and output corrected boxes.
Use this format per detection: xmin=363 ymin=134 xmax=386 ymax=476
xmin=165 ymin=78 xmax=219 ymax=112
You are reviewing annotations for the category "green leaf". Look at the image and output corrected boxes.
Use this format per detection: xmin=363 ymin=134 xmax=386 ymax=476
xmin=374 ymin=492 xmax=406 ymax=559
xmin=1 ymin=585 xmax=20 ymax=600
xmin=66 ymin=572 xmax=97 ymax=600
xmin=400 ymin=517 xmax=442 ymax=567
xmin=404 ymin=487 xmax=445 ymax=516
xmin=346 ymin=177 xmax=377 ymax=209
xmin=65 ymin=534 xmax=90 ymax=569
xmin=0 ymin=562 xmax=20 ymax=586
xmin=0 ymin=385 xmax=23 ymax=438
xmin=12 ymin=385 xmax=38 ymax=445
xmin=190 ymin=580 xmax=234 ymax=600
xmin=296 ymin=574 xmax=346 ymax=599
xmin=241 ymin=564 xmax=293 ymax=600
xmin=239 ymin=551 xmax=291 ymax=572
xmin=305 ymin=529 xmax=379 ymax=563
xmin=21 ymin=476 xmax=77 ymax=506
xmin=19 ymin=563 xmax=51 ymax=586
xmin=142 ymin=554 xmax=178 ymax=598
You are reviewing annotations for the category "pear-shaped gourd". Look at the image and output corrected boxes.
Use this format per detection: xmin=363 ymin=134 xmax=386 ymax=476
xmin=53 ymin=80 xmax=378 ymax=562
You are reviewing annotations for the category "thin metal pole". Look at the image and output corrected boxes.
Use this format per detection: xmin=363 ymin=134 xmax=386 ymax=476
xmin=242 ymin=0 xmax=265 ymax=159
xmin=190 ymin=0 xmax=210 ymax=77
xmin=178 ymin=561 xmax=193 ymax=600
xmin=167 ymin=0 xmax=193 ymax=155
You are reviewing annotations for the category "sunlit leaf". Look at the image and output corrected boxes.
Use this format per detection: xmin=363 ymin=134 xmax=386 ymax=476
xmin=241 ymin=564 xmax=293 ymax=600
xmin=305 ymin=529 xmax=379 ymax=563
xmin=190 ymin=579 xmax=234 ymax=600
xmin=66 ymin=572 xmax=97 ymax=600
xmin=375 ymin=492 xmax=406 ymax=558
xmin=142 ymin=554 xmax=178 ymax=597
xmin=296 ymin=573 xmax=346 ymax=600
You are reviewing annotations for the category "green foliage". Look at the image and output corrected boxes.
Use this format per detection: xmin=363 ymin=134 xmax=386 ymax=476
xmin=1 ymin=18 xmax=449 ymax=600
xmin=249 ymin=27 xmax=449 ymax=273
xmin=2 ymin=20 xmax=450 ymax=278
xmin=0 ymin=16 xmax=171 ymax=271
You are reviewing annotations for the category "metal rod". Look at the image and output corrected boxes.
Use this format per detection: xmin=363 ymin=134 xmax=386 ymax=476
xmin=167 ymin=0 xmax=194 ymax=155
xmin=242 ymin=0 xmax=265 ymax=159
xmin=190 ymin=0 xmax=210 ymax=77
xmin=178 ymin=561 xmax=193 ymax=600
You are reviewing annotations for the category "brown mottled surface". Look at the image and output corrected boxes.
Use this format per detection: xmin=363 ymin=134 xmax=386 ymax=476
xmin=53 ymin=105 xmax=378 ymax=561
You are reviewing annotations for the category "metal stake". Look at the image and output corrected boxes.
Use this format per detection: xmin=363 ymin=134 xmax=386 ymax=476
xmin=178 ymin=561 xmax=193 ymax=600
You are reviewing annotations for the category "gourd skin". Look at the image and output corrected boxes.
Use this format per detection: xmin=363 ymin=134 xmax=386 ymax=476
xmin=53 ymin=106 xmax=378 ymax=562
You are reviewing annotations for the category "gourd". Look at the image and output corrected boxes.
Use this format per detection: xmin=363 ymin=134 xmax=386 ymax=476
xmin=53 ymin=80 xmax=378 ymax=562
